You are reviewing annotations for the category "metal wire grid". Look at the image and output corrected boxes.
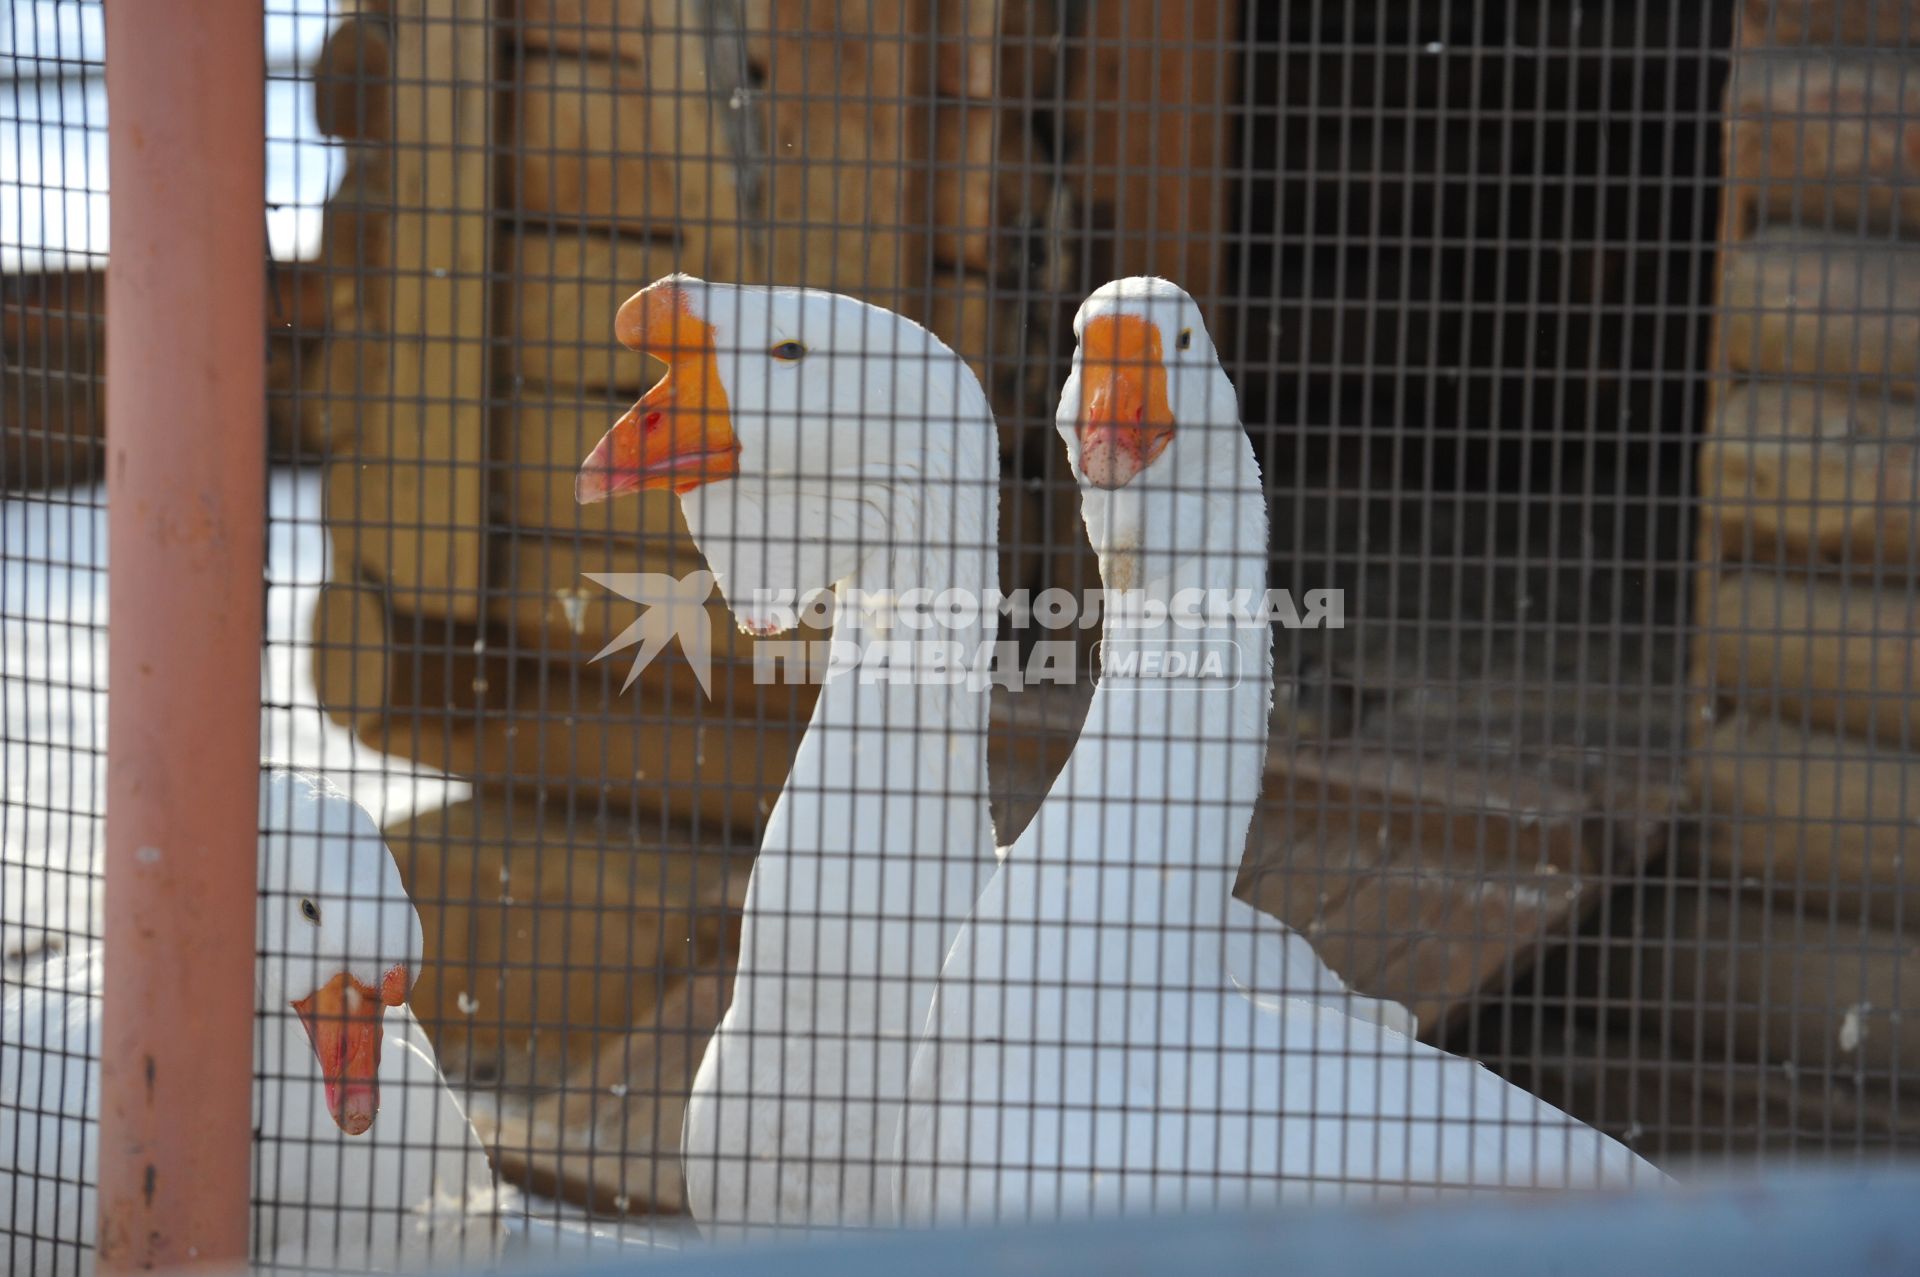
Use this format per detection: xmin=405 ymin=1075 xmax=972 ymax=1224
xmin=4 ymin=1 xmax=108 ymax=1272
xmin=2 ymin=0 xmax=1918 ymax=1267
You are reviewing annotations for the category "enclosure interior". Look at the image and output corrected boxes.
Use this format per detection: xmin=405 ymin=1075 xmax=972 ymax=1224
xmin=4 ymin=0 xmax=1919 ymax=1260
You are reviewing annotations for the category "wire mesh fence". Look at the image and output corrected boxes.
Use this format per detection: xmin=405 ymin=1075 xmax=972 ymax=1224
xmin=3 ymin=0 xmax=1919 ymax=1269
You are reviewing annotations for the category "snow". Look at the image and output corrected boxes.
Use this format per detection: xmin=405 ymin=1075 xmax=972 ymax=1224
xmin=1 ymin=472 xmax=702 ymax=1250
xmin=1 ymin=469 xmax=466 ymax=960
xmin=1 ymin=0 xmax=343 ymax=272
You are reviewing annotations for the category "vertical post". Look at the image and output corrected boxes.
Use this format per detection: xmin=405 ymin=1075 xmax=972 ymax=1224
xmin=99 ymin=2 xmax=264 ymax=1270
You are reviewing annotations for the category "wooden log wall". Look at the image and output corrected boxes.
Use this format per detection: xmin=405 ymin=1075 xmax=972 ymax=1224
xmin=1669 ymin=0 xmax=1920 ymax=1159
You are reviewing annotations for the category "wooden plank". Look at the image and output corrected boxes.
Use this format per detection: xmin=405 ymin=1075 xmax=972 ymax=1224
xmin=4 ymin=265 xmax=319 ymax=486
xmin=310 ymin=579 xmax=392 ymax=731
xmin=1700 ymin=382 xmax=1920 ymax=572
xmin=1598 ymin=885 xmax=1920 ymax=1090
xmin=508 ymin=49 xmax=740 ymax=275
xmin=485 ymin=954 xmax=736 ymax=1215
xmin=1485 ymin=1012 xmax=1917 ymax=1165
xmin=935 ymin=0 xmax=1059 ymax=101
xmin=486 ymin=533 xmax=742 ymax=665
xmin=301 ymin=148 xmax=392 ymax=356
xmin=312 ymin=11 xmax=392 ymax=143
xmin=1719 ymin=231 xmax=1920 ymax=395
xmin=746 ymin=0 xmax=931 ymax=298
xmin=359 ymin=616 xmax=812 ymax=831
xmin=1703 ymin=570 xmax=1920 ymax=754
xmin=1693 ymin=712 xmax=1920 ymax=930
xmin=1059 ymin=0 xmax=1241 ymax=308
xmin=1237 ymin=746 xmax=1613 ymax=1043
xmin=383 ymin=795 xmax=750 ymax=1093
xmin=328 ymin=0 xmax=493 ymax=621
xmin=503 ymin=231 xmax=679 ymax=391
xmin=1245 ymin=686 xmax=1684 ymax=1048
xmin=1703 ymin=434 xmax=1920 ymax=570
xmin=512 ymin=0 xmax=649 ymax=65
xmin=364 ymin=640 xmax=1098 ymax=848
xmin=920 ymin=266 xmax=1073 ymax=602
xmin=930 ymin=103 xmax=1055 ymax=282
xmin=1726 ymin=54 xmax=1920 ymax=239
xmin=1740 ymin=0 xmax=1920 ymax=49
xmin=1489 ymin=878 xmax=1920 ymax=1162
xmin=496 ymin=394 xmax=688 ymax=541
xmin=924 ymin=269 xmax=1026 ymax=442
xmin=362 ymin=698 xmax=803 ymax=831
xmin=1708 ymin=374 xmax=1919 ymax=444
xmin=1 ymin=270 xmax=104 ymax=491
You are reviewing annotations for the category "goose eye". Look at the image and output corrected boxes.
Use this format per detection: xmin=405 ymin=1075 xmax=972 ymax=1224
xmin=1177 ymin=328 xmax=1193 ymax=351
xmin=770 ymin=340 xmax=807 ymax=362
xmin=300 ymin=898 xmax=321 ymax=925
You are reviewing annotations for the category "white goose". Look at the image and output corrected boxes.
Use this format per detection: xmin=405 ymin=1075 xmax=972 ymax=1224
xmin=576 ymin=277 xmax=1001 ymax=1238
xmin=896 ymin=278 xmax=1670 ymax=1222
xmin=0 ymin=767 xmax=505 ymax=1273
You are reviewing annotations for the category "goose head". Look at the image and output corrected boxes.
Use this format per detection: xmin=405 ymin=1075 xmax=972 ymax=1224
xmin=1056 ymin=277 xmax=1255 ymax=586
xmin=576 ymin=274 xmax=994 ymax=632
xmin=257 ymin=768 xmax=422 ymax=1136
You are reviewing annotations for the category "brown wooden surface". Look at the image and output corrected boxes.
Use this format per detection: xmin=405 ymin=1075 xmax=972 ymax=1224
xmin=1488 ymin=1011 xmax=1917 ymax=1166
xmin=326 ymin=0 xmax=493 ymax=621
xmin=503 ymin=231 xmax=679 ymax=391
xmin=509 ymin=50 xmax=737 ymax=269
xmin=1719 ymin=230 xmax=1920 ymax=395
xmin=512 ymin=0 xmax=648 ymax=63
xmin=1726 ymin=54 xmax=1920 ymax=240
xmin=485 ymin=960 xmax=735 ymax=1215
xmin=1059 ymin=0 xmax=1241 ymax=307
xmin=1599 ymin=885 xmax=1920 ymax=1087
xmin=1702 ymin=571 xmax=1920 ymax=744
xmin=930 ymin=104 xmax=1051 ymax=280
xmin=1740 ymin=0 xmax=1920 ymax=49
xmin=1239 ymin=742 xmax=1656 ymax=1044
xmin=1 ymin=270 xmax=104 ymax=490
xmin=923 ymin=269 xmax=1021 ymax=431
xmin=297 ymin=156 xmax=391 ymax=457
xmin=1690 ymin=17 xmax=1920 ymax=980
xmin=1693 ymin=712 xmax=1920 ymax=929
xmin=356 ymin=643 xmax=808 ymax=830
xmin=310 ymin=579 xmax=391 ymax=731
xmin=386 ymin=795 xmax=749 ymax=1093
xmin=935 ymin=0 xmax=1058 ymax=101
xmin=749 ymin=0 xmax=930 ymax=297
xmin=4 ymin=265 xmax=324 ymax=488
xmin=1699 ymin=383 xmax=1920 ymax=572
xmin=496 ymin=396 xmax=677 ymax=541
xmin=312 ymin=11 xmax=392 ymax=143
xmin=1488 ymin=874 xmax=1920 ymax=1164
xmin=486 ymin=534 xmax=743 ymax=666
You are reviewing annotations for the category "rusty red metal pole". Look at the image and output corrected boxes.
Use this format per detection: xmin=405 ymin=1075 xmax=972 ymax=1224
xmin=99 ymin=2 xmax=264 ymax=1270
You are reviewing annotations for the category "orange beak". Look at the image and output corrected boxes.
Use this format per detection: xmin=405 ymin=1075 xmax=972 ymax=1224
xmin=291 ymin=963 xmax=409 ymax=1136
xmin=576 ymin=279 xmax=740 ymax=504
xmin=1076 ymin=313 xmax=1176 ymax=489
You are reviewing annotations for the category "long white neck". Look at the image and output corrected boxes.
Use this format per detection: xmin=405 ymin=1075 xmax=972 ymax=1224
xmin=1049 ymin=431 xmax=1271 ymax=942
xmin=741 ymin=428 xmax=999 ymax=983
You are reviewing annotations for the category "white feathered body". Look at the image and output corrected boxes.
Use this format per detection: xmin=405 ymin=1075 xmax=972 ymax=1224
xmin=676 ymin=287 xmax=1002 ymax=1239
xmin=900 ymin=850 xmax=1661 ymax=1221
xmin=0 ymin=947 xmax=503 ymax=1275
xmin=897 ymin=282 xmax=1665 ymax=1221
xmin=684 ymin=673 xmax=996 ymax=1237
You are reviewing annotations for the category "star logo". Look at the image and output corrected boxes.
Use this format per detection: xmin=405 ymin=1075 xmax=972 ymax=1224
xmin=584 ymin=569 xmax=719 ymax=697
